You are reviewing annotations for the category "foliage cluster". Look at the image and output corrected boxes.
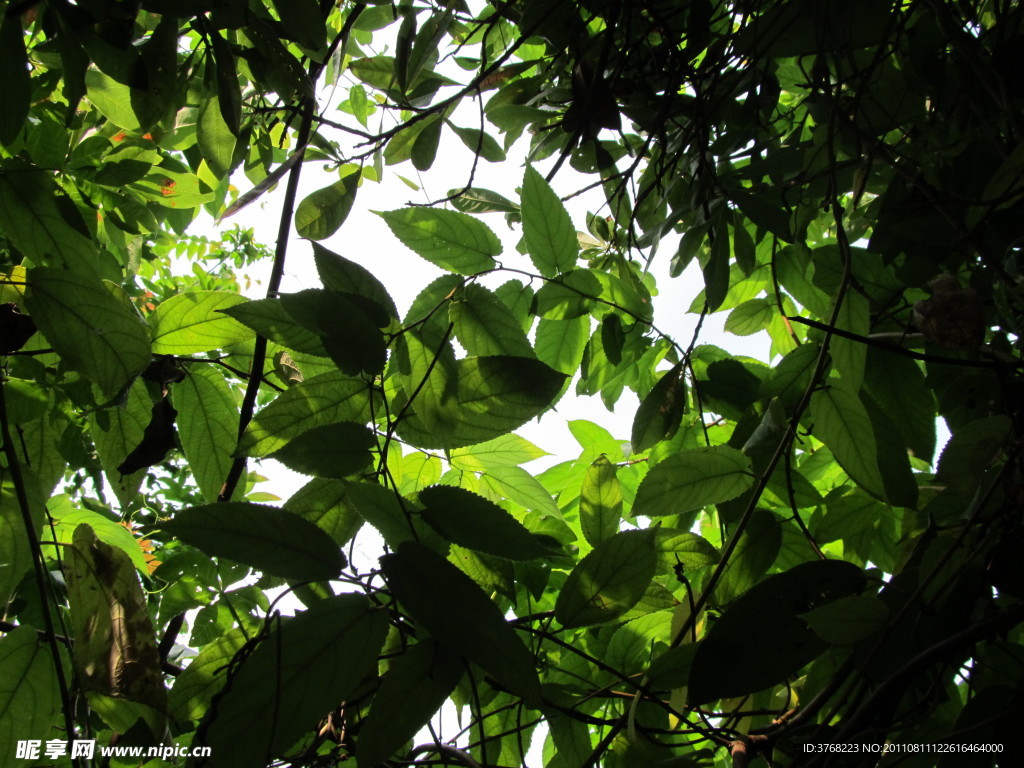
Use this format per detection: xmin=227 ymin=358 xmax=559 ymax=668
xmin=1 ymin=0 xmax=1023 ymax=766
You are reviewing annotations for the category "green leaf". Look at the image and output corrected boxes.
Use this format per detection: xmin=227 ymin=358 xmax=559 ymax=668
xmin=831 ymin=292 xmax=869 ymax=389
xmin=237 ymin=370 xmax=372 ymax=456
xmin=397 ymin=356 xmax=566 ymax=449
xmin=0 ymin=162 xmax=101 ymax=274
xmin=198 ymin=595 xmax=387 ymax=764
xmin=382 ymin=541 xmax=542 ymax=706
xmin=238 ymin=371 xmax=373 ymax=457
xmin=535 ymin=316 xmax=589 ymax=375
xmin=864 ymin=349 xmax=935 ymax=463
xmin=448 ymin=433 xmax=548 ymax=472
xmin=449 ymin=187 xmax=520 ymax=214
xmin=168 ymin=629 xmax=248 ymax=722
xmin=270 ymin=0 xmax=327 ymax=50
xmin=151 ymin=292 xmax=254 ymax=354
xmin=653 ymin=529 xmax=720 ymax=573
xmin=531 ymin=269 xmax=601 ymax=319
xmin=26 ymin=268 xmax=150 ymax=398
xmin=522 ymin=165 xmax=579 ymax=276
xmin=295 ymin=171 xmax=360 ymax=240
xmin=451 ymin=124 xmax=507 ymax=162
xmin=631 ymin=361 xmax=687 ymax=452
xmin=357 ymin=640 xmax=464 ymax=766
xmin=725 ymin=298 xmax=774 ymax=336
xmin=0 ymin=627 xmax=60 ymax=760
xmin=378 ymin=208 xmax=501 ymax=274
xmin=0 ymin=483 xmax=36 ymax=604
xmin=197 ymin=91 xmax=237 ymax=179
xmin=555 ymin=529 xmax=657 ymax=627
xmin=313 ymin=243 xmax=399 ymax=324
xmin=450 ymin=283 xmax=535 ymax=358
xmin=284 ymin=478 xmax=364 ymax=547
xmin=800 ymin=595 xmax=888 ymax=645
xmin=580 ymin=455 xmax=622 ymax=546
xmin=688 ymin=561 xmax=865 ymax=704
xmin=87 ymin=379 xmax=150 ymax=505
xmin=810 ymin=377 xmax=886 ymax=500
xmin=479 ymin=465 xmax=561 ymax=516
xmin=220 ymin=294 xmax=327 ymax=356
xmin=269 ymin=422 xmax=375 ymax=478
xmin=0 ymin=15 xmax=30 ymax=146
xmin=175 ymin=365 xmax=239 ymax=503
xmin=714 ymin=509 xmax=782 ymax=605
xmin=162 ymin=503 xmax=346 ymax=581
xmin=418 ymin=485 xmax=550 ymax=560
xmin=633 ymin=446 xmax=753 ymax=519
xmin=85 ymin=69 xmax=142 ymax=130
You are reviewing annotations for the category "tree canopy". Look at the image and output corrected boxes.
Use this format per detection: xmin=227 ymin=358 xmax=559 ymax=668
xmin=1 ymin=0 xmax=1023 ymax=766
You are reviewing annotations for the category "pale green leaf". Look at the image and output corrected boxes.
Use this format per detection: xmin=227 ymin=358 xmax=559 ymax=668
xmin=633 ymin=445 xmax=753 ymax=518
xmin=378 ymin=208 xmax=500 ymax=274
xmin=522 ymin=165 xmax=578 ymax=276
xmin=151 ymin=292 xmax=253 ymax=354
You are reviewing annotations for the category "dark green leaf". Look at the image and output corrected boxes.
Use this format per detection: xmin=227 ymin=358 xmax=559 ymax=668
xmin=555 ymin=529 xmax=657 ymax=627
xmin=357 ymin=640 xmax=464 ymax=766
xmin=418 ymin=485 xmax=550 ymax=560
xmin=382 ymin=541 xmax=542 ymax=706
xmin=284 ymin=478 xmax=364 ymax=547
xmin=163 ymin=503 xmax=346 ymax=581
xmin=688 ymin=560 xmax=865 ymax=704
xmin=295 ymin=171 xmax=360 ymax=240
xmin=198 ymin=595 xmax=387 ymax=764
xmin=714 ymin=509 xmax=782 ymax=605
xmin=219 ymin=294 xmax=328 ymax=357
xmin=631 ymin=361 xmax=687 ymax=452
xmin=0 ymin=15 xmax=30 ymax=146
xmin=237 ymin=370 xmax=374 ymax=457
xmin=799 ymin=595 xmax=888 ymax=645
xmin=269 ymin=0 xmax=327 ymax=50
xmin=397 ymin=356 xmax=566 ymax=449
xmin=450 ymin=284 xmax=535 ymax=358
xmin=270 ymin=422 xmax=375 ymax=479
xmin=313 ymin=243 xmax=399 ymax=324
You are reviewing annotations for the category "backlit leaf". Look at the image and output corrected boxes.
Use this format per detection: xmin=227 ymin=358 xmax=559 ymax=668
xmin=555 ymin=529 xmax=657 ymax=627
xmin=151 ymin=292 xmax=253 ymax=354
xmin=295 ymin=171 xmax=360 ymax=240
xmin=522 ymin=165 xmax=578 ymax=276
xmin=379 ymin=208 xmax=501 ymax=274
xmin=25 ymin=268 xmax=149 ymax=397
xmin=633 ymin=446 xmax=753 ymax=519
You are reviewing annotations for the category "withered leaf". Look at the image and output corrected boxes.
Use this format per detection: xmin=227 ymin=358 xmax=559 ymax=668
xmin=65 ymin=524 xmax=167 ymax=714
